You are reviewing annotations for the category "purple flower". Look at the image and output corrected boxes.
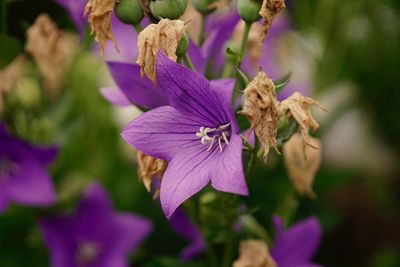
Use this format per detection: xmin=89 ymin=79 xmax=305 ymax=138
xmin=0 ymin=123 xmax=57 ymax=212
xmin=101 ymin=62 xmax=168 ymax=109
xmin=271 ymin=216 xmax=322 ymax=267
xmin=39 ymin=183 xmax=152 ymax=267
xmin=169 ymin=208 xmax=205 ymax=261
xmin=121 ymin=52 xmax=248 ymax=218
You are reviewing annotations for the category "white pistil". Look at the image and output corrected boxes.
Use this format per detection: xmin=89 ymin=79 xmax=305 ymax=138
xmin=196 ymin=123 xmax=231 ymax=152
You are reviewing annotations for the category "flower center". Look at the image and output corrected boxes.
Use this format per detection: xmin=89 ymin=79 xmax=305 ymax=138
xmin=75 ymin=241 xmax=100 ymax=266
xmin=196 ymin=123 xmax=231 ymax=152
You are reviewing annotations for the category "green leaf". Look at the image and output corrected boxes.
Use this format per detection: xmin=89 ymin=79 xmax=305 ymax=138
xmin=226 ymin=47 xmax=241 ymax=64
xmin=235 ymin=67 xmax=249 ymax=87
xmin=142 ymin=258 xmax=201 ymax=267
xmin=0 ymin=35 xmax=23 ymax=68
xmin=273 ymin=72 xmax=292 ymax=94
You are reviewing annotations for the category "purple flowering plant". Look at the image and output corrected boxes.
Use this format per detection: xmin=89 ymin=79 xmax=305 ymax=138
xmin=0 ymin=0 xmax=328 ymax=266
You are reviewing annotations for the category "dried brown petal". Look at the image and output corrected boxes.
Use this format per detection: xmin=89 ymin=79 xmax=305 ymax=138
xmin=0 ymin=55 xmax=27 ymax=111
xmin=259 ymin=0 xmax=285 ymax=41
xmin=137 ymin=151 xmax=167 ymax=193
xmin=233 ymin=240 xmax=277 ymax=267
xmin=280 ymin=92 xmax=326 ymax=149
xmin=233 ymin=22 xmax=263 ymax=67
xmin=84 ymin=0 xmax=118 ymax=56
xmin=239 ymin=71 xmax=281 ymax=161
xmin=26 ymin=14 xmax=77 ymax=97
xmin=136 ymin=19 xmax=185 ymax=84
xmin=283 ymin=133 xmax=321 ymax=198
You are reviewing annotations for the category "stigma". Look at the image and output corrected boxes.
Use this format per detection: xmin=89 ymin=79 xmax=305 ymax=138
xmin=196 ymin=123 xmax=231 ymax=152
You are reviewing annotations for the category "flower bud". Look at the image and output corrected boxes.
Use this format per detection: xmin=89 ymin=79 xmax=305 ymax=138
xmin=236 ymin=0 xmax=262 ymax=23
xmin=176 ymin=32 xmax=189 ymax=56
xmin=192 ymin=0 xmax=217 ymax=15
xmin=115 ymin=0 xmax=144 ymax=26
xmin=150 ymin=0 xmax=188 ymax=20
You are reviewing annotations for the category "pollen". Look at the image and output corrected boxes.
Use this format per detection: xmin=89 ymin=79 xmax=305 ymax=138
xmin=196 ymin=123 xmax=231 ymax=152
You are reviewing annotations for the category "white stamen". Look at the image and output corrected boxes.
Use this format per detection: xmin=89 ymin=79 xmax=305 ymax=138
xmin=196 ymin=123 xmax=231 ymax=152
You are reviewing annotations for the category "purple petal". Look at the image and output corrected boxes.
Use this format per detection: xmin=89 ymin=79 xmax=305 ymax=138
xmin=160 ymin=143 xmax=215 ymax=219
xmin=100 ymin=87 xmax=132 ymax=107
xmin=28 ymin=145 xmax=58 ymax=166
xmin=271 ymin=216 xmax=322 ymax=267
xmin=6 ymin=161 xmax=56 ymax=206
xmin=210 ymin=134 xmax=248 ymax=195
xmin=109 ymin=213 xmax=153 ymax=255
xmin=107 ymin=61 xmax=168 ymax=109
xmin=156 ymin=51 xmax=229 ymax=127
xmin=169 ymin=208 xmax=205 ymax=261
xmin=209 ymin=79 xmax=238 ymax=133
xmin=121 ymin=106 xmax=202 ymax=161
xmin=39 ymin=217 xmax=75 ymax=267
xmin=187 ymin=39 xmax=206 ymax=75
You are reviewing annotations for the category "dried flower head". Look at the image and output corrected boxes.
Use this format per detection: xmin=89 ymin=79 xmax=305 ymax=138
xmin=84 ymin=0 xmax=118 ymax=56
xmin=259 ymin=0 xmax=285 ymax=41
xmin=136 ymin=19 xmax=185 ymax=84
xmin=280 ymin=92 xmax=325 ymax=149
xmin=26 ymin=14 xmax=77 ymax=97
xmin=233 ymin=240 xmax=277 ymax=267
xmin=233 ymin=21 xmax=263 ymax=67
xmin=137 ymin=151 xmax=167 ymax=195
xmin=283 ymin=133 xmax=321 ymax=198
xmin=239 ymin=70 xmax=281 ymax=161
xmin=0 ymin=56 xmax=27 ymax=112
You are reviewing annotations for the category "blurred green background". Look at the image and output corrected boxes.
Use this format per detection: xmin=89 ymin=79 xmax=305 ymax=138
xmin=0 ymin=0 xmax=400 ymax=266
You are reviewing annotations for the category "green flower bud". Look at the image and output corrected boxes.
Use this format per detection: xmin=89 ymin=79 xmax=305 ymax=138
xmin=236 ymin=0 xmax=262 ymax=23
xmin=192 ymin=0 xmax=217 ymax=14
xmin=150 ymin=0 xmax=188 ymax=20
xmin=15 ymin=77 xmax=41 ymax=109
xmin=115 ymin=0 xmax=144 ymax=26
xmin=176 ymin=33 xmax=189 ymax=57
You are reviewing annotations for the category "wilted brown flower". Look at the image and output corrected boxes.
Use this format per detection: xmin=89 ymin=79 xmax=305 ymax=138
xmin=0 ymin=56 xmax=27 ymax=112
xmin=280 ymin=92 xmax=326 ymax=149
xmin=239 ymin=71 xmax=281 ymax=161
xmin=137 ymin=151 xmax=167 ymax=195
xmin=136 ymin=19 xmax=185 ymax=84
xmin=283 ymin=133 xmax=321 ymax=198
xmin=259 ymin=0 xmax=285 ymax=41
xmin=84 ymin=0 xmax=118 ymax=55
xmin=233 ymin=240 xmax=277 ymax=267
xmin=26 ymin=14 xmax=77 ymax=97
xmin=233 ymin=22 xmax=263 ymax=67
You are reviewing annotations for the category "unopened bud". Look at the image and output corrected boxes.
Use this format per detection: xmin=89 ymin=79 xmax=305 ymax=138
xmin=176 ymin=32 xmax=189 ymax=56
xmin=115 ymin=0 xmax=144 ymax=26
xmin=150 ymin=0 xmax=188 ymax=20
xmin=192 ymin=0 xmax=217 ymax=14
xmin=237 ymin=0 xmax=262 ymax=23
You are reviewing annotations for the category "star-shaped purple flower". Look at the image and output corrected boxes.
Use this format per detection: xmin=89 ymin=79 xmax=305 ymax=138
xmin=271 ymin=216 xmax=323 ymax=267
xmin=0 ymin=123 xmax=57 ymax=213
xmin=121 ymin=52 xmax=249 ymax=218
xmin=39 ymin=183 xmax=153 ymax=267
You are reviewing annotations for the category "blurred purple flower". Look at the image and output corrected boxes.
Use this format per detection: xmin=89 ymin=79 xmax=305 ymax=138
xmin=271 ymin=216 xmax=322 ymax=267
xmin=39 ymin=183 xmax=152 ymax=267
xmin=121 ymin=52 xmax=248 ymax=218
xmin=0 ymin=123 xmax=57 ymax=213
xmin=169 ymin=208 xmax=206 ymax=261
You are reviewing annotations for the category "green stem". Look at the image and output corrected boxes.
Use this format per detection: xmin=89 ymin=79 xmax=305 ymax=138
xmin=221 ymin=239 xmax=233 ymax=267
xmin=206 ymin=244 xmax=218 ymax=267
xmin=183 ymin=52 xmax=195 ymax=71
xmin=1 ymin=0 xmax=7 ymax=34
xmin=198 ymin=14 xmax=207 ymax=47
xmin=238 ymin=21 xmax=252 ymax=68
xmin=133 ymin=23 xmax=142 ymax=33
